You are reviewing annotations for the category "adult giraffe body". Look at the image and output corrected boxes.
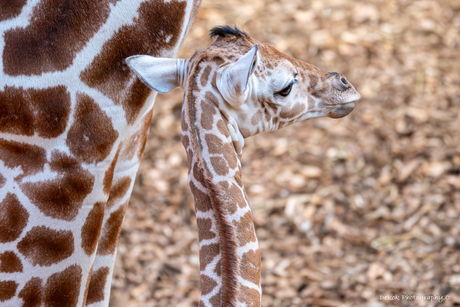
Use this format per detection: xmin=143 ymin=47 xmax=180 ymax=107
xmin=0 ymin=0 xmax=200 ymax=306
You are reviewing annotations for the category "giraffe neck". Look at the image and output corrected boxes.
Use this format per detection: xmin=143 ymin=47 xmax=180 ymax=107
xmin=181 ymin=61 xmax=261 ymax=306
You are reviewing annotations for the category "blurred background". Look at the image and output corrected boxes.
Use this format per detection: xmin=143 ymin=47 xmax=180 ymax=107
xmin=110 ymin=0 xmax=460 ymax=306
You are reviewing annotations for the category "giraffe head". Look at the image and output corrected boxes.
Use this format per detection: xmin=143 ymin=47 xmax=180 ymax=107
xmin=126 ymin=26 xmax=360 ymax=139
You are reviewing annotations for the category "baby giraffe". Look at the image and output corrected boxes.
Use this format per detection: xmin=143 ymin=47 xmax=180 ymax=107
xmin=127 ymin=26 xmax=360 ymax=307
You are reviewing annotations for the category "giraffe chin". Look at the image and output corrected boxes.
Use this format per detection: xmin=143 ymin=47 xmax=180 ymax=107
xmin=329 ymin=101 xmax=356 ymax=118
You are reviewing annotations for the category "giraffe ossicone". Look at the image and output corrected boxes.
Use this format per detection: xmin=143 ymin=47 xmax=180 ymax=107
xmin=128 ymin=26 xmax=360 ymax=307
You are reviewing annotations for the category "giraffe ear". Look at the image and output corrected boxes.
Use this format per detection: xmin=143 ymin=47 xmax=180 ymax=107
xmin=125 ymin=55 xmax=180 ymax=93
xmin=218 ymin=44 xmax=258 ymax=105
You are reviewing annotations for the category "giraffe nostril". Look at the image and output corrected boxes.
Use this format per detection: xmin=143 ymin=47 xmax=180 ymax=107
xmin=332 ymin=73 xmax=351 ymax=91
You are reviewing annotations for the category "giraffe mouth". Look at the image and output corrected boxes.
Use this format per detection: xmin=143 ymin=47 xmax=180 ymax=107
xmin=329 ymin=101 xmax=356 ymax=118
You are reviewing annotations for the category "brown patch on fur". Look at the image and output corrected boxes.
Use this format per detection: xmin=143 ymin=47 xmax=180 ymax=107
xmin=18 ymin=277 xmax=43 ymax=307
xmin=0 ymin=140 xmax=46 ymax=179
xmin=3 ymin=0 xmax=113 ymax=75
xmin=182 ymin=133 xmax=190 ymax=149
xmin=280 ymin=103 xmax=306 ymax=119
xmin=0 ymin=281 xmax=18 ymax=302
xmin=199 ymin=243 xmax=220 ymax=271
xmin=17 ymin=226 xmax=74 ymax=267
xmin=251 ymin=110 xmax=262 ymax=125
xmin=0 ymin=86 xmax=70 ymax=138
xmin=209 ymin=289 xmax=222 ymax=307
xmin=233 ymin=211 xmax=256 ymax=247
xmin=135 ymin=108 xmax=154 ymax=159
xmin=81 ymin=202 xmax=105 ymax=256
xmin=205 ymin=134 xmax=237 ymax=169
xmin=200 ymin=274 xmax=218 ymax=296
xmin=263 ymin=108 xmax=271 ymax=122
xmin=197 ymin=218 xmax=216 ymax=241
xmin=189 ymin=180 xmax=213 ymax=212
xmin=200 ymin=100 xmax=217 ymax=130
xmin=0 ymin=0 xmax=27 ymax=21
xmin=219 ymin=181 xmax=229 ymax=190
xmin=234 ymin=167 xmax=243 ymax=187
xmin=200 ymin=66 xmax=212 ymax=87
xmin=216 ymin=119 xmax=230 ymax=138
xmin=260 ymin=97 xmax=278 ymax=114
xmin=308 ymin=74 xmax=319 ymax=92
xmin=210 ymin=156 xmax=229 ymax=176
xmin=193 ymin=161 xmax=208 ymax=184
xmin=21 ymin=151 xmax=94 ymax=221
xmin=214 ymin=259 xmax=222 ymax=277
xmin=44 ymin=264 xmax=82 ymax=307
xmin=97 ymin=202 xmax=128 ymax=255
xmin=67 ymin=93 xmax=118 ymax=164
xmin=82 ymin=266 xmax=92 ymax=307
xmin=205 ymin=91 xmax=219 ymax=106
xmin=239 ymin=285 xmax=261 ymax=307
xmin=80 ymin=0 xmax=187 ymax=124
xmin=0 ymin=251 xmax=23 ymax=273
xmin=228 ymin=184 xmax=246 ymax=212
xmin=0 ymin=173 xmax=5 ymax=188
xmin=213 ymin=56 xmax=225 ymax=66
xmin=186 ymin=148 xmax=195 ymax=170
xmin=240 ymin=127 xmax=251 ymax=138
xmin=232 ymin=140 xmax=242 ymax=157
xmin=85 ymin=266 xmax=110 ymax=305
xmin=106 ymin=177 xmax=131 ymax=209
xmin=241 ymin=249 xmax=261 ymax=285
xmin=181 ymin=111 xmax=189 ymax=132
xmin=103 ymin=146 xmax=121 ymax=195
xmin=0 ymin=193 xmax=29 ymax=243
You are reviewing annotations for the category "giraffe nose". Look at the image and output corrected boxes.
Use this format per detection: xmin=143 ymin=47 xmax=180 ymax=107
xmin=329 ymin=72 xmax=351 ymax=91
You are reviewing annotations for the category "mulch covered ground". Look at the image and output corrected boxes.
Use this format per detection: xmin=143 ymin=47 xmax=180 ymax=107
xmin=110 ymin=0 xmax=460 ymax=306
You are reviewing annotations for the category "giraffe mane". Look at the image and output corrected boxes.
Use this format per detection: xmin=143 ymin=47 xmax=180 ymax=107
xmin=209 ymin=25 xmax=248 ymax=40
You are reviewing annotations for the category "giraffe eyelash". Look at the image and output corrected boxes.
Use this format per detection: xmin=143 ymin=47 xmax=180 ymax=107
xmin=276 ymin=79 xmax=297 ymax=97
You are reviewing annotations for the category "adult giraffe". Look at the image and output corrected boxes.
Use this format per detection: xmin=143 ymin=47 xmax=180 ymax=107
xmin=0 ymin=0 xmax=200 ymax=306
xmin=128 ymin=26 xmax=360 ymax=306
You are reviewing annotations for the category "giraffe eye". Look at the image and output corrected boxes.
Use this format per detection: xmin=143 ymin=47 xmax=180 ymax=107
xmin=278 ymin=83 xmax=293 ymax=97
